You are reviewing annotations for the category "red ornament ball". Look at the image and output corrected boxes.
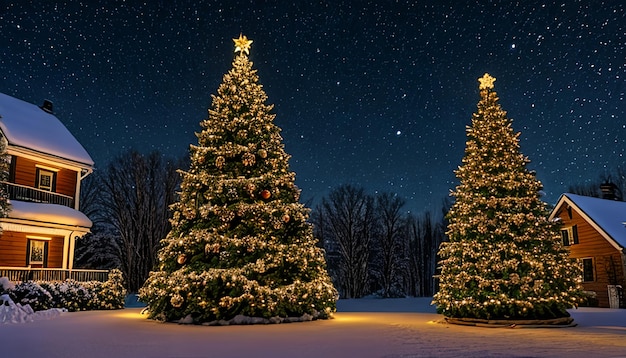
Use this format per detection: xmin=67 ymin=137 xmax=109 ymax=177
xmin=261 ymin=189 xmax=271 ymax=200
xmin=177 ymin=254 xmax=187 ymax=265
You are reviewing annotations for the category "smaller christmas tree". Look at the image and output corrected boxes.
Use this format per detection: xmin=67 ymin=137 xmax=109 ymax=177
xmin=139 ymin=35 xmax=337 ymax=324
xmin=433 ymin=73 xmax=583 ymax=324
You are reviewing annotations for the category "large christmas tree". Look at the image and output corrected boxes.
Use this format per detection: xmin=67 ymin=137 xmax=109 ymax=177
xmin=139 ymin=35 xmax=337 ymax=323
xmin=433 ymin=73 xmax=583 ymax=323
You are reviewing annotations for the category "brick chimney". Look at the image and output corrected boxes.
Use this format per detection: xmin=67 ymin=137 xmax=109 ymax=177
xmin=40 ymin=99 xmax=53 ymax=114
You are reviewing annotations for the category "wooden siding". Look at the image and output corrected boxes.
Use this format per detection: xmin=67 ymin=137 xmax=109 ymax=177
xmin=47 ymin=236 xmax=64 ymax=267
xmin=10 ymin=156 xmax=77 ymax=198
xmin=0 ymin=231 xmax=26 ymax=267
xmin=0 ymin=231 xmax=64 ymax=268
xmin=554 ymin=205 xmax=625 ymax=308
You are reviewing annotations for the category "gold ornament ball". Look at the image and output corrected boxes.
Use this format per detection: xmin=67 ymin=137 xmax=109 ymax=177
xmin=170 ymin=293 xmax=184 ymax=308
xmin=261 ymin=189 xmax=271 ymax=200
xmin=258 ymin=149 xmax=268 ymax=158
xmin=215 ymin=156 xmax=225 ymax=169
xmin=177 ymin=254 xmax=187 ymax=265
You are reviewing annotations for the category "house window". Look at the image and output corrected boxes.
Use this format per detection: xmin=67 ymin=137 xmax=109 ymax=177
xmin=36 ymin=168 xmax=56 ymax=192
xmin=28 ymin=239 xmax=48 ymax=265
xmin=561 ymin=225 xmax=579 ymax=246
xmin=582 ymin=258 xmax=594 ymax=282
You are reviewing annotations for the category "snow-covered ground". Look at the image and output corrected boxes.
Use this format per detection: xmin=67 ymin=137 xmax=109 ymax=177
xmin=1 ymin=297 xmax=626 ymax=358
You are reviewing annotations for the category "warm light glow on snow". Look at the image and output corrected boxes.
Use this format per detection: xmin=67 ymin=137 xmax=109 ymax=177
xmin=113 ymin=310 xmax=145 ymax=320
xmin=332 ymin=313 xmax=375 ymax=324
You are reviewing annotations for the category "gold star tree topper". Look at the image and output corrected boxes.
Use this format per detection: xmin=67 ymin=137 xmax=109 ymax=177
xmin=478 ymin=73 xmax=496 ymax=90
xmin=233 ymin=34 xmax=253 ymax=55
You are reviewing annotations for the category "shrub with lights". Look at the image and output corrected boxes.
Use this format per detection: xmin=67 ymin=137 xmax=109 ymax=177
xmin=139 ymin=35 xmax=337 ymax=324
xmin=82 ymin=269 xmax=126 ymax=310
xmin=432 ymin=74 xmax=584 ymax=324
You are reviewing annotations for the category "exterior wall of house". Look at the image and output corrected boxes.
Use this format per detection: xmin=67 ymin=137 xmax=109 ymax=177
xmin=10 ymin=156 xmax=78 ymax=198
xmin=0 ymin=231 xmax=64 ymax=268
xmin=0 ymin=153 xmax=90 ymax=271
xmin=554 ymin=206 xmax=625 ymax=308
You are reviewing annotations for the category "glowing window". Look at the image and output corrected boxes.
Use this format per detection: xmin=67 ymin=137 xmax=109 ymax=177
xmin=37 ymin=169 xmax=55 ymax=192
xmin=28 ymin=240 xmax=46 ymax=265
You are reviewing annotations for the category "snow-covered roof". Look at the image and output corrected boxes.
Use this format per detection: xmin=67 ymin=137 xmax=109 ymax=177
xmin=553 ymin=193 xmax=626 ymax=249
xmin=8 ymin=200 xmax=92 ymax=228
xmin=0 ymin=92 xmax=94 ymax=167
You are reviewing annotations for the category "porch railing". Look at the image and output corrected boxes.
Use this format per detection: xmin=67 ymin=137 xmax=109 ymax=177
xmin=3 ymin=182 xmax=74 ymax=208
xmin=0 ymin=267 xmax=110 ymax=283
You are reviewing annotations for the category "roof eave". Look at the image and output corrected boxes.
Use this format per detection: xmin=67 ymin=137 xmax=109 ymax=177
xmin=7 ymin=144 xmax=94 ymax=173
xmin=0 ymin=217 xmax=91 ymax=233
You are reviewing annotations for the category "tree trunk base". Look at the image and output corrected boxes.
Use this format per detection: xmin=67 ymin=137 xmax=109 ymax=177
xmin=444 ymin=316 xmax=576 ymax=328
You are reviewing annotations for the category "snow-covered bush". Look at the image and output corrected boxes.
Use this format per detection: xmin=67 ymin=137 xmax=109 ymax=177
xmin=0 ymin=277 xmax=15 ymax=294
xmin=580 ymin=291 xmax=599 ymax=307
xmin=40 ymin=281 xmax=92 ymax=312
xmin=8 ymin=281 xmax=54 ymax=312
xmin=4 ymin=269 xmax=126 ymax=312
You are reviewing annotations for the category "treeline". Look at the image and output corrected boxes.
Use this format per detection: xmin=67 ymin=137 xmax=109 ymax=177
xmin=76 ymin=150 xmax=447 ymax=296
xmin=567 ymin=167 xmax=626 ymax=201
xmin=311 ymin=184 xmax=448 ymax=299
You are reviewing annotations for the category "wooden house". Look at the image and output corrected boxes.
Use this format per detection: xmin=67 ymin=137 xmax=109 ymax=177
xmin=549 ymin=193 xmax=626 ymax=308
xmin=0 ymin=92 xmax=102 ymax=281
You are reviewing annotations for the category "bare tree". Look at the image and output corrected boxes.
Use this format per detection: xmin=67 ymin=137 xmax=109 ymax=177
xmin=312 ymin=184 xmax=374 ymax=298
xmin=75 ymin=172 xmax=121 ymax=269
xmin=404 ymin=205 xmax=447 ymax=297
xmin=370 ymin=192 xmax=407 ymax=297
xmin=78 ymin=170 xmax=103 ymax=223
xmin=77 ymin=150 xmax=180 ymax=292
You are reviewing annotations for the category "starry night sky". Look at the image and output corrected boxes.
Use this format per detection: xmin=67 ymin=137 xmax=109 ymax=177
xmin=1 ymin=1 xmax=624 ymax=213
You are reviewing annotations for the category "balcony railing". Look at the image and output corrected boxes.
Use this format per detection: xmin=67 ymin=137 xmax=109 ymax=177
xmin=0 ymin=267 xmax=109 ymax=283
xmin=3 ymin=182 xmax=74 ymax=208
